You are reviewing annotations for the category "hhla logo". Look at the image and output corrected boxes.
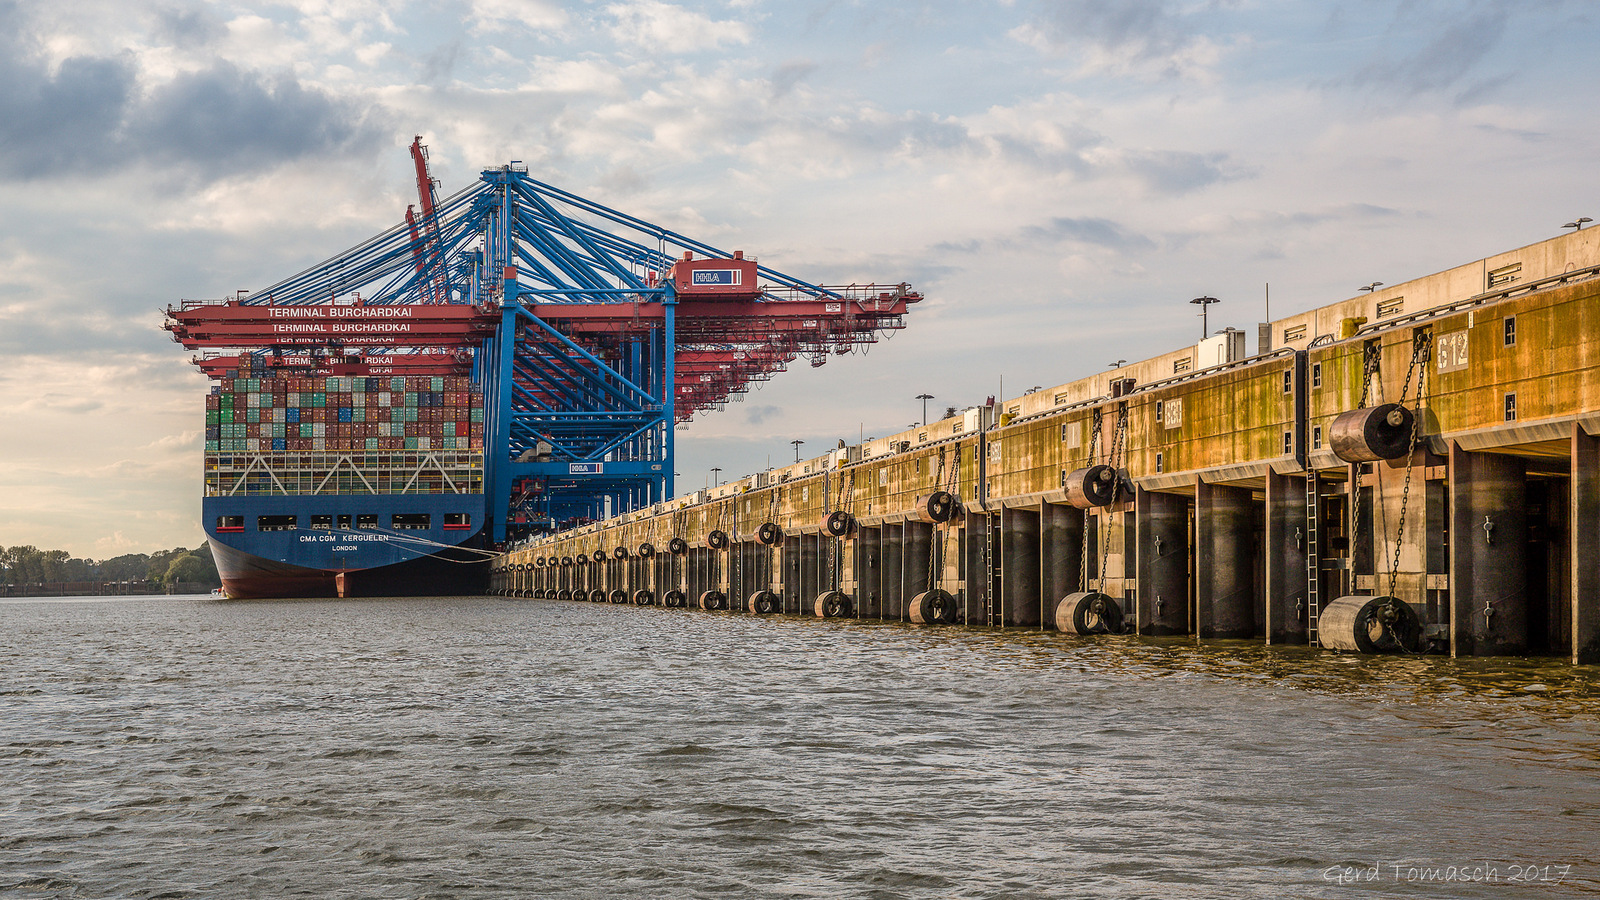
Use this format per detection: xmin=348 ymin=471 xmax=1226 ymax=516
xmin=691 ymin=269 xmax=739 ymax=286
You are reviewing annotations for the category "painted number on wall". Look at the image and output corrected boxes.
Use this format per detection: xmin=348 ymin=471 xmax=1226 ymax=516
xmin=1436 ymin=330 xmax=1469 ymax=373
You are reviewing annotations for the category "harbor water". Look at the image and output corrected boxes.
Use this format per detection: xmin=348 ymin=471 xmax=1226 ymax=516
xmin=2 ymin=595 xmax=1597 ymax=899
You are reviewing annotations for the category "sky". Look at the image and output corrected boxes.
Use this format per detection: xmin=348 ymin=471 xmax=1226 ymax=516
xmin=0 ymin=0 xmax=1595 ymax=558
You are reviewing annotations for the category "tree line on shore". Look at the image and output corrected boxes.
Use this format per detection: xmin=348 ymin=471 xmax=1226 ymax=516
xmin=0 ymin=543 xmax=221 ymax=588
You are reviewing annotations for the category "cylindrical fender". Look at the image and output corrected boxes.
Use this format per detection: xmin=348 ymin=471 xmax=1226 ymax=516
xmin=1055 ymin=591 xmax=1124 ymax=634
xmin=814 ymin=590 xmax=851 ymax=618
xmin=1319 ymin=595 xmax=1424 ymax=653
xmin=909 ymin=589 xmax=957 ymax=624
xmin=748 ymin=590 xmax=779 ymax=614
xmin=1329 ymin=404 xmax=1415 ymax=462
xmin=915 ymin=491 xmax=958 ymax=524
xmin=1064 ymin=465 xmax=1119 ymax=509
xmin=756 ymin=522 xmax=783 ymax=545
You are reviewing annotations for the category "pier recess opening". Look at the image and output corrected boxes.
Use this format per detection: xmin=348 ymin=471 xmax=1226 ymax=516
xmin=392 ymin=513 xmax=431 ymax=530
xmin=215 ymin=515 xmax=244 ymax=532
xmin=258 ymin=515 xmax=298 ymax=532
xmin=444 ymin=513 xmax=472 ymax=530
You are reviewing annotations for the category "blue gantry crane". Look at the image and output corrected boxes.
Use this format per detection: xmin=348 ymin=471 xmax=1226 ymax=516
xmin=180 ymin=138 xmax=921 ymax=543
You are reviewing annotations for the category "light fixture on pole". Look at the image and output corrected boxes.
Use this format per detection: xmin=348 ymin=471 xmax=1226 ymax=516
xmin=1359 ymin=282 xmax=1383 ymax=292
xmin=1564 ymin=217 xmax=1593 ymax=231
xmin=915 ymin=393 xmax=934 ymax=426
xmin=1189 ymin=296 xmax=1219 ymax=338
xmin=791 ymin=439 xmax=804 ymax=462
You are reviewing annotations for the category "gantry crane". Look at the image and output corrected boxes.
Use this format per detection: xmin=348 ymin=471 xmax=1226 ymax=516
xmin=167 ymin=139 xmax=921 ymax=542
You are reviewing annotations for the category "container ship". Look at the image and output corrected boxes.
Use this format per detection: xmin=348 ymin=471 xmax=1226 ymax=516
xmin=197 ymin=353 xmax=487 ymax=599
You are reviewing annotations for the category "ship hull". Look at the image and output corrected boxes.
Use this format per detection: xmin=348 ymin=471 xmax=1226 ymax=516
xmin=204 ymin=493 xmax=488 ymax=599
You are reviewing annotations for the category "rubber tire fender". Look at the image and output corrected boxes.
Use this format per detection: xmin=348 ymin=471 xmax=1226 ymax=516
xmin=815 ymin=590 xmax=852 ymax=618
xmin=909 ymin=589 xmax=957 ymax=624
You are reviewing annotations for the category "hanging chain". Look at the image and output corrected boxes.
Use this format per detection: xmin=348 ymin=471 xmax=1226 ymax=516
xmin=1386 ymin=334 xmax=1430 ymax=599
xmin=1349 ymin=342 xmax=1381 ymax=586
xmin=1080 ymin=410 xmax=1103 ymax=591
xmin=928 ymin=448 xmax=959 ymax=592
xmin=1096 ymin=403 xmax=1130 ymax=590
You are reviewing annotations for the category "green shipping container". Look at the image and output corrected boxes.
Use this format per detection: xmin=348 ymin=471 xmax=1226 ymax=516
xmin=300 ymin=423 xmax=314 ymax=438
xmin=205 ymin=411 xmax=220 ymax=424
xmin=246 ymin=409 xmax=260 ymax=423
xmin=470 ymin=408 xmax=484 ymax=423
xmin=205 ymin=440 xmax=219 ymax=453
xmin=405 ymin=392 xmax=418 ymax=407
xmin=312 ymin=393 xmax=327 ymax=408
xmin=404 ymin=437 xmax=418 ymax=450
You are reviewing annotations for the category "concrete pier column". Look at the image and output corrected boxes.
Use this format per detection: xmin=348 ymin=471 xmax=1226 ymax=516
xmin=1135 ymin=488 xmax=1189 ymax=634
xmin=1449 ymin=442 xmax=1529 ymax=656
xmin=903 ymin=522 xmax=933 ymax=620
xmin=779 ymin=535 xmax=800 ymax=613
xmin=879 ymin=523 xmax=904 ymax=620
xmin=690 ymin=549 xmax=707 ymax=599
xmin=961 ymin=510 xmax=991 ymax=625
xmin=1195 ymin=479 xmax=1256 ymax=638
xmin=1040 ymin=503 xmax=1084 ymax=630
xmin=1573 ymin=424 xmax=1600 ymax=664
xmin=1001 ymin=506 xmax=1042 ymax=627
xmin=799 ymin=533 xmax=820 ymax=608
xmin=1265 ymin=471 xmax=1310 ymax=644
xmin=855 ymin=526 xmax=883 ymax=619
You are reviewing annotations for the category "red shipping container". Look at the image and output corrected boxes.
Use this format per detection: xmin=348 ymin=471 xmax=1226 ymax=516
xmin=206 ymin=395 xmax=220 ymax=410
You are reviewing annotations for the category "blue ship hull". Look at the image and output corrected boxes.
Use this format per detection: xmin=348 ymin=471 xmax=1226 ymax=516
xmin=204 ymin=493 xmax=487 ymax=599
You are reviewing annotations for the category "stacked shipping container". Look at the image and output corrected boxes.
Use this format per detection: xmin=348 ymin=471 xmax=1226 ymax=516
xmin=204 ymin=357 xmax=484 ymax=455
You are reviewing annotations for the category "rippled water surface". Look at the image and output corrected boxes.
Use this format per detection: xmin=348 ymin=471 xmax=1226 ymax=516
xmin=3 ymin=595 xmax=1598 ymax=899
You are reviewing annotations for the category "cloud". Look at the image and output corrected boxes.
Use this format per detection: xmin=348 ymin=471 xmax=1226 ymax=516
xmin=154 ymin=5 xmax=228 ymax=46
xmin=0 ymin=50 xmax=135 ymax=178
xmin=770 ymin=59 xmax=817 ymax=99
xmin=1349 ymin=5 xmax=1509 ymax=96
xmin=468 ymin=0 xmax=569 ymax=32
xmin=1010 ymin=0 xmax=1228 ymax=80
xmin=1021 ymin=216 xmax=1157 ymax=250
xmin=744 ymin=405 xmax=782 ymax=425
xmin=131 ymin=62 xmax=383 ymax=177
xmin=0 ymin=4 xmax=383 ymax=182
xmin=606 ymin=1 xmax=753 ymax=51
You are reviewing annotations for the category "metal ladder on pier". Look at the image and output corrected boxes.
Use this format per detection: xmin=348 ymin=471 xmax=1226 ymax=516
xmin=983 ymin=513 xmax=997 ymax=626
xmin=1305 ymin=472 xmax=1321 ymax=645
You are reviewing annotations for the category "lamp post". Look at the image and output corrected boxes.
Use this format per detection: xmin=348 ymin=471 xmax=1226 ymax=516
xmin=1189 ymin=296 xmax=1219 ymax=338
xmin=791 ymin=439 xmax=804 ymax=462
xmin=915 ymin=393 xmax=933 ymax=426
